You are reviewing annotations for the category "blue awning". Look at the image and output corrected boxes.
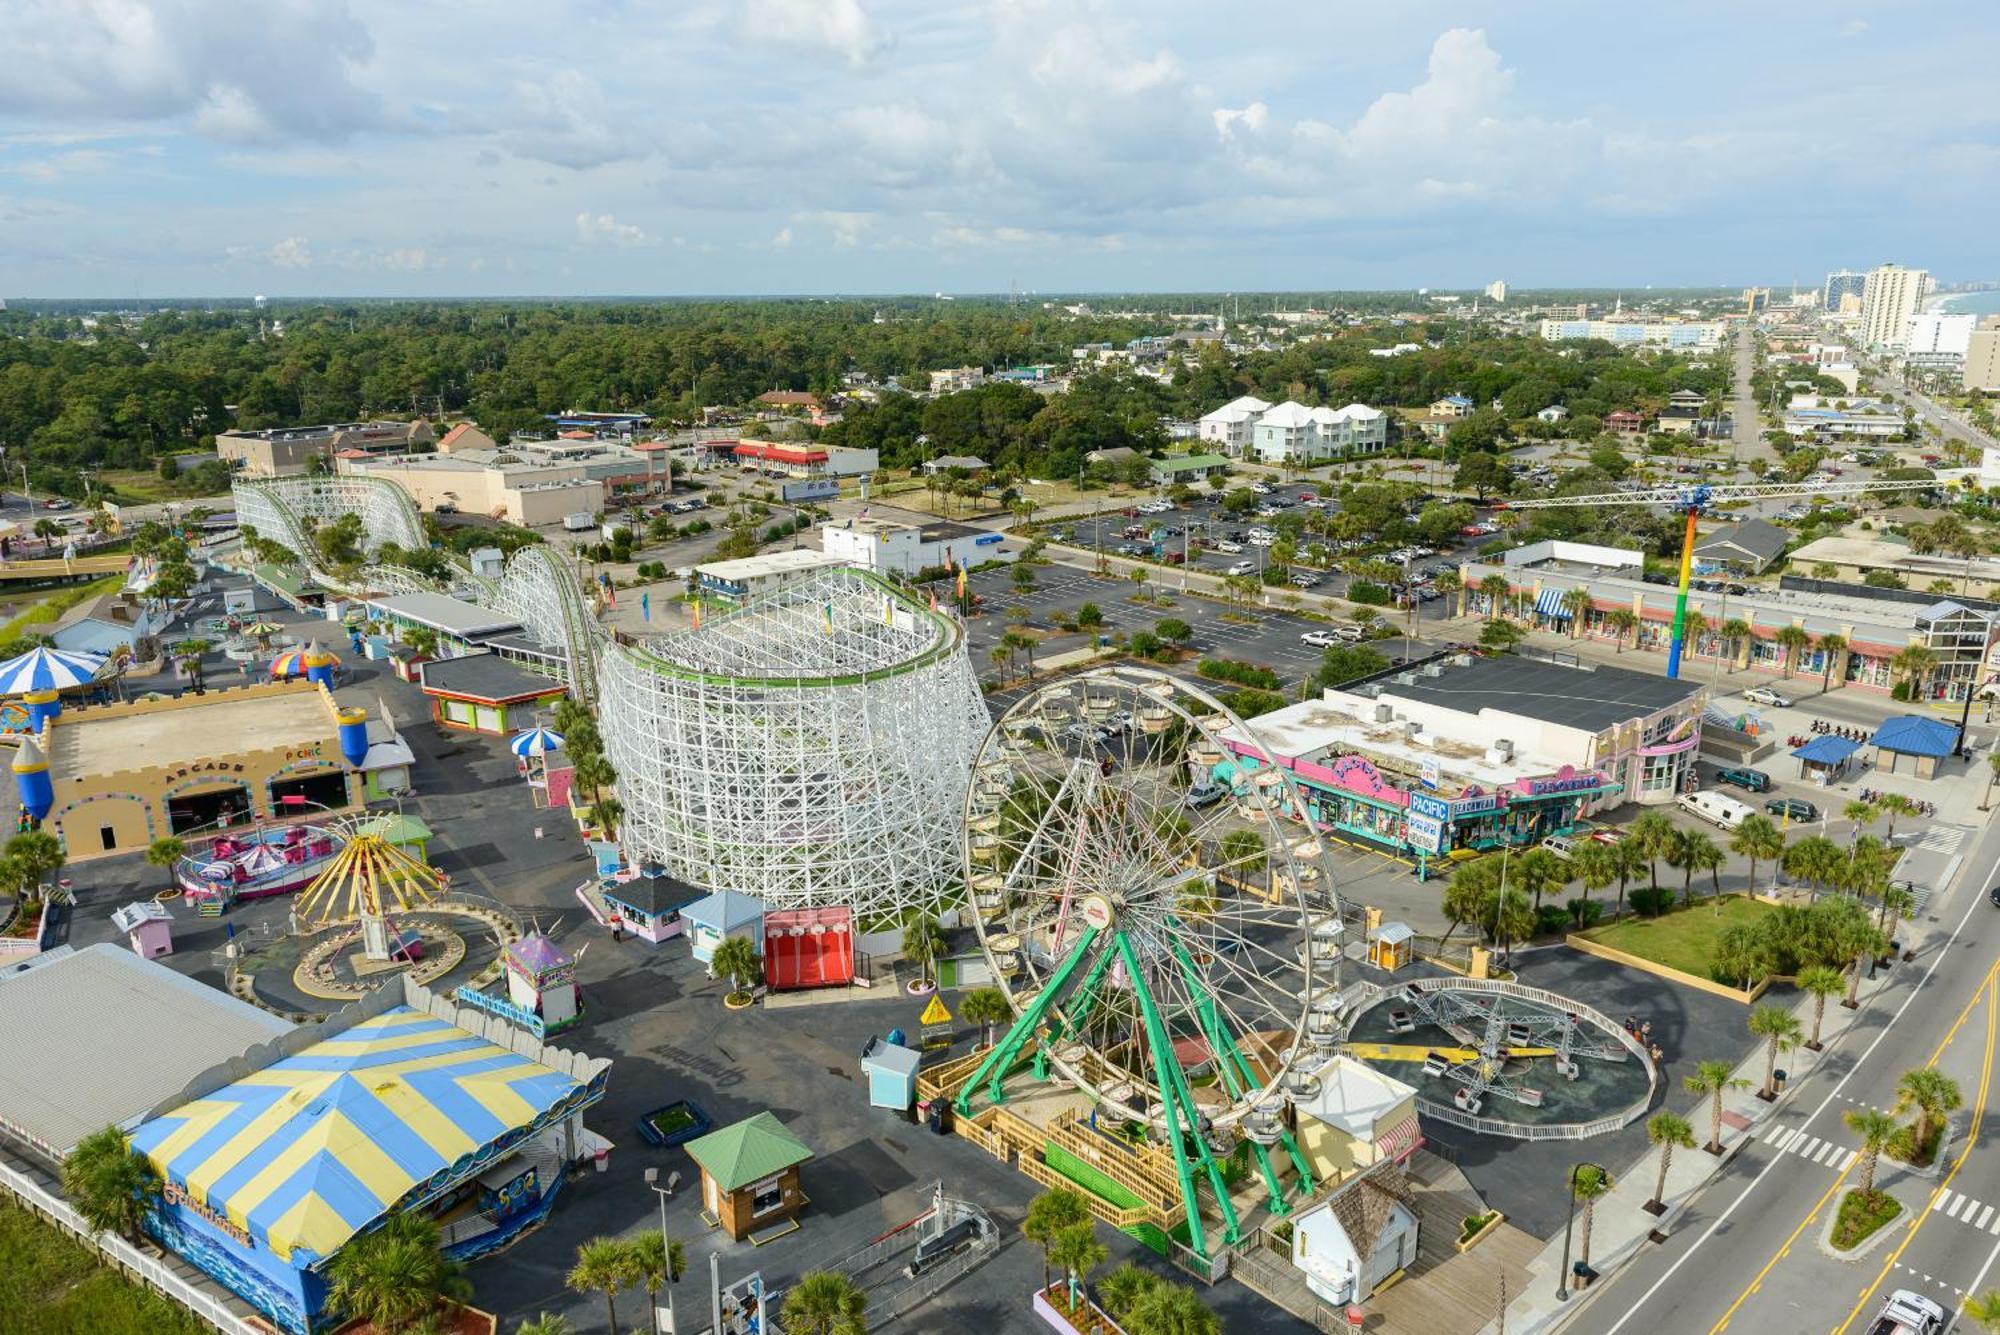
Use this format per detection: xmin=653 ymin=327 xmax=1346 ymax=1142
xmin=1534 ymin=588 xmax=1573 ymax=620
xmin=1790 ymin=734 xmax=1861 ymax=765
xmin=1872 ymin=715 xmax=1959 ymax=758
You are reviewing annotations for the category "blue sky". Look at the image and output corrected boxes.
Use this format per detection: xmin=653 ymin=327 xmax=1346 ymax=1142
xmin=2 ymin=1 xmax=1995 ymax=298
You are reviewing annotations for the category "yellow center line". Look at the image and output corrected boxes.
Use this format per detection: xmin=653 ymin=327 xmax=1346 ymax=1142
xmin=1706 ymin=955 xmax=2000 ymax=1335
xmin=1833 ymin=975 xmax=1999 ymax=1333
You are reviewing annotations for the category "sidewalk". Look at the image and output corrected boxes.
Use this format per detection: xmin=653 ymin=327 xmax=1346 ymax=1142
xmin=1486 ymin=953 xmax=1877 ymax=1335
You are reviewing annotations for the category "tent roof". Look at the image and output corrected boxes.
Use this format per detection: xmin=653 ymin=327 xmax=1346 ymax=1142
xmin=1871 ymin=715 xmax=1959 ymax=758
xmin=1790 ymin=734 xmax=1862 ymax=765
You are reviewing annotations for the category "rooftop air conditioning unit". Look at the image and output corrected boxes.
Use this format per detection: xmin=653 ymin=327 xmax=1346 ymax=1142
xmin=1422 ymin=662 xmax=1446 ymax=678
xmin=1372 ymin=702 xmax=1393 ymax=723
xmin=1395 ymin=672 xmax=1417 ymax=686
xmin=1488 ymin=739 xmax=1516 ymax=764
xmin=1454 ymin=653 xmax=1475 ymax=668
xmin=1404 ymin=721 xmax=1423 ymax=739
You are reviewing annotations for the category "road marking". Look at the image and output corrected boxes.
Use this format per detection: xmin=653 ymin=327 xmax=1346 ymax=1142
xmin=1835 ymin=974 xmax=1999 ymax=1332
xmin=1948 ymin=1194 xmax=1968 ymax=1219
xmin=1600 ymin=858 xmax=2000 ymax=1335
xmin=1979 ymin=1205 xmax=1995 ymax=1231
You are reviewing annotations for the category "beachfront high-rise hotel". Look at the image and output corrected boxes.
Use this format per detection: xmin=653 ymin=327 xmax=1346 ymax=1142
xmin=1860 ymin=263 xmax=1930 ymax=351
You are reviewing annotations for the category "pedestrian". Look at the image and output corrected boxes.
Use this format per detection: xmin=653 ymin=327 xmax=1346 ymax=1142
xmin=1640 ymin=1019 xmax=1653 ymax=1043
xmin=1650 ymin=1043 xmax=1663 ymax=1064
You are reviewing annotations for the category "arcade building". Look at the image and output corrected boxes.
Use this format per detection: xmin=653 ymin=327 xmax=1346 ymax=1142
xmin=1215 ymin=652 xmax=1706 ymax=875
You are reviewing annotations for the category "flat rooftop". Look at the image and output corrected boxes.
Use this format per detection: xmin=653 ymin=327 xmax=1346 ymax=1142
xmin=1366 ymin=653 xmax=1700 ymax=732
xmin=419 ymin=651 xmax=565 ymax=703
xmin=0 ymin=945 xmax=289 ymax=1158
xmin=1221 ymin=697 xmax=1565 ymax=792
xmin=370 ymin=591 xmax=522 ymax=638
xmin=50 ymin=686 xmax=336 ymax=778
xmin=697 ymin=549 xmax=850 ymax=581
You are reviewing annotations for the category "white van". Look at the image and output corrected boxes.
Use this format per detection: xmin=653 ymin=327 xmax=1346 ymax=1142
xmin=1677 ymin=789 xmax=1754 ymax=830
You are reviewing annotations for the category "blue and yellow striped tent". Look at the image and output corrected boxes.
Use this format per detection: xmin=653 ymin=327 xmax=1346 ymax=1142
xmin=130 ymin=1006 xmax=587 ymax=1265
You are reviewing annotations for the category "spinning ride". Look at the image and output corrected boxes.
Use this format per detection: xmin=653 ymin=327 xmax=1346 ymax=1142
xmin=296 ymin=822 xmax=451 ymax=971
xmin=954 ymin=666 xmax=1339 ymax=1256
xmin=176 ymin=821 xmax=346 ymax=909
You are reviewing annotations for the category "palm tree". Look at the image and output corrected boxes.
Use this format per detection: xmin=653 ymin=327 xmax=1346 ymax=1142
xmin=1843 ymin=1108 xmax=1897 ymax=1197
xmin=517 ymin=1315 xmax=575 ymax=1335
xmin=1099 ymin=1263 xmax=1161 ymax=1321
xmin=33 ymin=517 xmax=63 ymax=549
xmin=1572 ymin=1165 xmax=1611 ymax=1268
xmin=1512 ymin=847 xmax=1569 ymax=915
xmin=144 ymin=836 xmax=186 ymax=891
xmin=327 ymin=1212 xmax=471 ymax=1334
xmin=1024 ymin=1189 xmax=1092 ymax=1292
xmin=1894 ymin=1068 xmax=1963 ymax=1157
xmin=570 ymin=751 xmax=618 ymax=806
xmin=1630 ymin=811 xmax=1677 ymax=895
xmin=1876 ymin=793 xmax=1916 ymax=844
xmin=1729 ymin=815 xmax=1783 ymax=896
xmin=709 ymin=934 xmax=761 ymax=1004
xmin=1890 ymin=643 xmax=1938 ymax=699
xmin=403 ymin=625 xmax=440 ymax=659
xmin=1439 ymin=860 xmax=1499 ymax=947
xmin=1568 ymin=841 xmax=1615 ymax=920
xmin=1842 ymin=800 xmax=1878 ymax=850
xmin=1689 ymin=832 xmax=1726 ymax=901
xmin=901 ymin=913 xmax=947 ymax=989
xmin=1798 ymin=965 xmax=1846 ymax=1051
xmin=960 ymin=987 xmax=1012 ymax=1046
xmin=1124 ymin=1282 xmax=1221 ymax=1335
xmin=589 ymin=796 xmax=624 ymax=839
xmin=568 ymin=1236 xmax=637 ymax=1335
xmin=1605 ymin=608 xmax=1639 ymax=652
xmin=1962 ymin=1290 xmax=2000 ymax=1332
xmin=1782 ymin=835 xmax=1845 ymax=898
xmin=1685 ymin=1059 xmax=1749 ymax=1153
xmin=624 ymin=1229 xmax=684 ymax=1328
xmin=1748 ymin=1003 xmax=1802 ymax=1100
xmin=1605 ymin=838 xmax=1645 ymax=920
xmin=1477 ymin=574 xmax=1510 ymax=621
xmin=781 ymin=1270 xmax=869 ymax=1335
xmin=1816 ymin=632 xmax=1847 ymax=691
xmin=1720 ymin=618 xmax=1753 ymax=671
xmin=1772 ymin=625 xmax=1813 ymax=678
xmin=1682 ymin=608 xmax=1710 ymax=659
xmin=1560 ymin=586 xmax=1590 ymax=638
xmin=1049 ymin=1220 xmax=1109 ymax=1309
xmin=1876 ymin=882 xmax=1915 ymax=948
xmin=1644 ymin=1111 xmax=1695 ymax=1214
xmin=60 ymin=1126 xmax=162 ymax=1250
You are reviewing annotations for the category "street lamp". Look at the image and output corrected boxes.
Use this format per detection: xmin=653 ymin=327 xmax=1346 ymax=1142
xmin=643 ymin=1167 xmax=683 ymax=1333
xmin=1555 ymin=1160 xmax=1609 ymax=1300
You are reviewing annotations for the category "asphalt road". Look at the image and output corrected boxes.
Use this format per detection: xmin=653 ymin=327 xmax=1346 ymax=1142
xmin=1562 ymin=809 xmax=2000 ymax=1335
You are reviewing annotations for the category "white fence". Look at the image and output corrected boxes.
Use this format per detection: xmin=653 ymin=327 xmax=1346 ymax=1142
xmin=0 ymin=1154 xmax=257 ymax=1333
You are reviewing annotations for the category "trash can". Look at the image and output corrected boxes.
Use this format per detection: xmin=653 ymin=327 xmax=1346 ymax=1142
xmin=1773 ymin=1069 xmax=1787 ymax=1092
xmin=927 ymin=1100 xmax=952 ymax=1135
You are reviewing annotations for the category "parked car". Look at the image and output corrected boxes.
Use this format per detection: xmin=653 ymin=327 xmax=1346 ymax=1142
xmin=1334 ymin=624 xmax=1367 ymax=642
xmin=41 ymin=498 xmax=74 ymax=511
xmin=1185 ymin=782 xmax=1227 ymax=810
xmin=1290 ymin=574 xmax=1320 ymax=589
xmin=1541 ymin=836 xmax=1576 ymax=859
xmin=1226 ymin=560 xmax=1257 ymax=576
xmin=1586 ymin=827 xmax=1628 ymax=845
xmin=1765 ymin=797 xmax=1818 ymax=821
xmin=1742 ymin=687 xmax=1792 ymax=707
xmin=1715 ymin=766 xmax=1773 ymax=793
xmin=1214 ymin=541 xmax=1245 ymax=554
xmin=1063 ymin=722 xmax=1111 ymax=745
xmin=1301 ymin=629 xmax=1339 ymax=648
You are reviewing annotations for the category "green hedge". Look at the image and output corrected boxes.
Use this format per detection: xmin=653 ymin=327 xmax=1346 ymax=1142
xmin=1197 ymin=658 xmax=1281 ymax=690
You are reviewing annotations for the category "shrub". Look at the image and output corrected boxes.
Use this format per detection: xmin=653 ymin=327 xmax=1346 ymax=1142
xmin=1629 ymin=886 xmax=1675 ymax=916
xmin=1224 ymin=687 xmax=1287 ymax=718
xmin=1349 ymin=580 xmax=1391 ymax=606
xmin=1567 ymin=897 xmax=1604 ymax=929
xmin=1129 ymin=631 xmax=1162 ymax=658
xmin=1535 ymin=905 xmax=1573 ymax=937
xmin=1198 ymin=658 xmax=1282 ymax=690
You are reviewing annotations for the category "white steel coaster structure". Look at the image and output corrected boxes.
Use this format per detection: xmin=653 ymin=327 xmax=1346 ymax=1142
xmin=235 ymin=476 xmax=986 ymax=918
xmin=957 ymin=666 xmax=1338 ymax=1258
xmin=598 ymin=568 xmax=988 ymax=919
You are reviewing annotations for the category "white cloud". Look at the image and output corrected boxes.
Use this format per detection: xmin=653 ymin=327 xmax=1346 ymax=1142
xmin=269 ymin=236 xmax=314 ymax=268
xmin=1839 ymin=18 xmax=1870 ymax=36
xmin=576 ymin=212 xmax=654 ymax=246
xmin=740 ymin=0 xmax=888 ymax=67
xmin=768 ymin=226 xmax=793 ymax=248
xmin=508 ymin=71 xmax=649 ymax=169
xmin=1212 ymin=103 xmax=1268 ymax=141
xmin=797 ymin=210 xmax=873 ymax=247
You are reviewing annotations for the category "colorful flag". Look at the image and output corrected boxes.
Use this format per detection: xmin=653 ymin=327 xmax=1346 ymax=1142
xmin=956 ymin=564 xmax=968 ymax=599
xmin=822 ymin=600 xmax=836 ymax=634
xmin=882 ymin=596 xmax=894 ymax=626
xmin=692 ymin=599 xmax=703 ymax=630
xmin=641 ymin=592 xmax=651 ymax=622
xmin=927 ymin=588 xmax=938 ymax=612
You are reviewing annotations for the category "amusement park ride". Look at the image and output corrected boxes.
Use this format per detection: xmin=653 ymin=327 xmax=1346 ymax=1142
xmin=1495 ymin=472 xmax=1978 ymax=679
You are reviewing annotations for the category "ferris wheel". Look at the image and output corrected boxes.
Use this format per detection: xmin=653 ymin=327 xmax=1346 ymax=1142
xmin=953 ymin=665 xmax=1344 ymax=1254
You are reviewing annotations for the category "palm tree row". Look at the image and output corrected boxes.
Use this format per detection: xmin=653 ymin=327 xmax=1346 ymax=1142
xmin=565 ymin=1229 xmax=688 ymax=1335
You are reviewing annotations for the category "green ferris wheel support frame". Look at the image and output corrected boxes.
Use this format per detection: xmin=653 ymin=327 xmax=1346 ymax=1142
xmin=955 ymin=918 xmax=1300 ymax=1258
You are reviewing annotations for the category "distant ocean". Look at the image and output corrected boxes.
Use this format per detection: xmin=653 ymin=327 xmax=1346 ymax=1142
xmin=1932 ymin=290 xmax=2000 ymax=316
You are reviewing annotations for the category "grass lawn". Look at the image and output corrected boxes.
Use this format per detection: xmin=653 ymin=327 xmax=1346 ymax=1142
xmin=0 ymin=1201 xmax=208 ymax=1335
xmin=1578 ymin=894 xmax=1776 ymax=982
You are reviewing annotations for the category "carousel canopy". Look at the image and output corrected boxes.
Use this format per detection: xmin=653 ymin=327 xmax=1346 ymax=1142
xmin=0 ymin=646 xmax=105 ymax=695
xmin=240 ymin=620 xmax=283 ymax=636
xmin=270 ymin=644 xmax=337 ymax=678
xmin=509 ymin=726 xmax=565 ymax=758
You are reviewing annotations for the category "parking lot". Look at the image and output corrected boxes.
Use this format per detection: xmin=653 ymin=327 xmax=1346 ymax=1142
xmin=960 ymin=563 xmax=1437 ymax=692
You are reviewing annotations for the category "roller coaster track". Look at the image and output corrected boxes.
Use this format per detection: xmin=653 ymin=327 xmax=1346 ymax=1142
xmin=232 ymin=475 xmax=604 ymax=704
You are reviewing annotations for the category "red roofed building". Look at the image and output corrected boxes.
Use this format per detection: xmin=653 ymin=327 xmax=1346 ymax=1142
xmin=733 ymin=442 xmax=829 ymax=477
xmin=756 ymin=390 xmax=823 ymax=411
xmin=1605 ymin=410 xmax=1648 ymax=435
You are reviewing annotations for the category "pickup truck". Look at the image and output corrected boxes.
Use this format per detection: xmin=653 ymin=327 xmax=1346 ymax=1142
xmin=1868 ymin=1289 xmax=1944 ymax=1335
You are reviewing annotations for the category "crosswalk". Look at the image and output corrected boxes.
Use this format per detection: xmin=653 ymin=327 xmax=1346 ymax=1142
xmin=1929 ymin=1187 xmax=2000 ymax=1234
xmin=1760 ymin=1124 xmax=2000 ymax=1235
xmin=1761 ymin=1124 xmax=1858 ymax=1171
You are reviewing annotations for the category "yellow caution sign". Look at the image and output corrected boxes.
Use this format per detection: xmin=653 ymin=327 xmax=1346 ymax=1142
xmin=919 ymin=994 xmax=954 ymax=1027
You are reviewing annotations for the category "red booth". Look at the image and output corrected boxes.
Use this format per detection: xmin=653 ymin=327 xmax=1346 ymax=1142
xmin=763 ymin=906 xmax=855 ymax=990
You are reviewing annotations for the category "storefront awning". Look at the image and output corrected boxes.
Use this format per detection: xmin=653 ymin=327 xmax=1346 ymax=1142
xmin=1534 ymin=588 xmax=1573 ymax=620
